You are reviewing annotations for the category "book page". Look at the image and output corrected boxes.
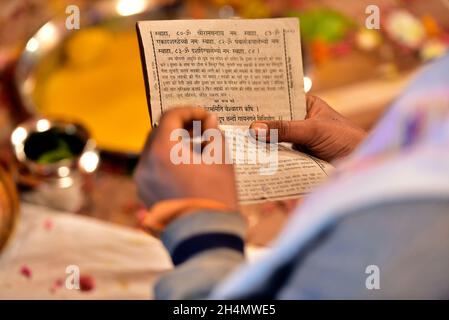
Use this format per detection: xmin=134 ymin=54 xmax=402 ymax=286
xmin=137 ymin=18 xmax=332 ymax=203
xmin=137 ymin=18 xmax=306 ymax=126
xmin=221 ymin=125 xmax=333 ymax=204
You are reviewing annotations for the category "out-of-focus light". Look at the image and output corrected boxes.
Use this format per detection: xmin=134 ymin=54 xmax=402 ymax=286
xmin=11 ymin=127 xmax=28 ymax=146
xmin=23 ymin=78 xmax=35 ymax=95
xmin=59 ymin=176 xmax=74 ymax=188
xmin=385 ymin=10 xmax=425 ymax=49
xmin=25 ymin=38 xmax=39 ymax=52
xmin=116 ymin=0 xmax=147 ymax=16
xmin=37 ymin=22 xmax=57 ymax=42
xmin=304 ymin=76 xmax=312 ymax=93
xmin=219 ymin=5 xmax=235 ymax=19
xmin=355 ymin=29 xmax=381 ymax=51
xmin=36 ymin=119 xmax=50 ymax=132
xmin=79 ymin=151 xmax=99 ymax=173
xmin=58 ymin=166 xmax=70 ymax=177
xmin=27 ymin=22 xmax=59 ymax=53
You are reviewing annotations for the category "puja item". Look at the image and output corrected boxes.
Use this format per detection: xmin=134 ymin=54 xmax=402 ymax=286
xmin=137 ymin=18 xmax=334 ymax=204
xmin=11 ymin=119 xmax=99 ymax=212
xmin=32 ymin=27 xmax=150 ymax=154
xmin=14 ymin=0 xmax=176 ymax=155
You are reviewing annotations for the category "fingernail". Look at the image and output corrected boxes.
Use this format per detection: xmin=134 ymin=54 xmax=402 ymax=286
xmin=252 ymin=122 xmax=268 ymax=131
xmin=250 ymin=122 xmax=268 ymax=139
xmin=208 ymin=114 xmax=218 ymax=125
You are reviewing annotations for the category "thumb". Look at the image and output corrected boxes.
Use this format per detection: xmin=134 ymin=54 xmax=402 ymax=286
xmin=250 ymin=120 xmax=316 ymax=145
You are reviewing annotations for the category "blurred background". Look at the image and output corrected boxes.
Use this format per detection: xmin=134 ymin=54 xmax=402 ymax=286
xmin=0 ymin=0 xmax=449 ymax=299
xmin=0 ymin=0 xmax=449 ymax=247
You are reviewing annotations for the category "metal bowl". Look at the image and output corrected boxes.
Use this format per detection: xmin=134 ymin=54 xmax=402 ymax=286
xmin=11 ymin=118 xmax=99 ymax=178
xmin=10 ymin=118 xmax=100 ymax=212
xmin=14 ymin=0 xmax=179 ymax=156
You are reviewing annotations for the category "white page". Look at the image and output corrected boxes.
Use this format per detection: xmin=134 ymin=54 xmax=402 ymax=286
xmin=221 ymin=125 xmax=333 ymax=203
xmin=137 ymin=18 xmax=306 ymax=125
xmin=137 ymin=18 xmax=332 ymax=203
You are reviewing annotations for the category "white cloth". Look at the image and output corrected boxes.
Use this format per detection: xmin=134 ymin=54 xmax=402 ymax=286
xmin=0 ymin=203 xmax=267 ymax=299
xmin=0 ymin=203 xmax=172 ymax=299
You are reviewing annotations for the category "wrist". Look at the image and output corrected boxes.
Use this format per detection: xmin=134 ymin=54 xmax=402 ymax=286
xmin=161 ymin=211 xmax=246 ymax=266
xmin=140 ymin=198 xmax=238 ymax=236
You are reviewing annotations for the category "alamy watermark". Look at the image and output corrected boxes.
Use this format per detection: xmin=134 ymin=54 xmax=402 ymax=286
xmin=65 ymin=264 xmax=80 ymax=289
xmin=169 ymin=122 xmax=280 ymax=175
xmin=365 ymin=5 xmax=380 ymax=30
xmin=365 ymin=264 xmax=380 ymax=290
xmin=65 ymin=5 xmax=80 ymax=30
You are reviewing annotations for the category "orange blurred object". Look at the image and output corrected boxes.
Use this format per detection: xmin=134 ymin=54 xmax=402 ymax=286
xmin=33 ymin=28 xmax=151 ymax=154
xmin=421 ymin=14 xmax=441 ymax=37
xmin=311 ymin=39 xmax=331 ymax=64
xmin=0 ymin=166 xmax=19 ymax=253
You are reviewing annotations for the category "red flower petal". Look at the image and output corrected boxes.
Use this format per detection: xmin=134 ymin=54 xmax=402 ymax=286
xmin=20 ymin=265 xmax=32 ymax=279
xmin=79 ymin=275 xmax=95 ymax=292
xmin=50 ymin=278 xmax=64 ymax=293
xmin=43 ymin=218 xmax=54 ymax=231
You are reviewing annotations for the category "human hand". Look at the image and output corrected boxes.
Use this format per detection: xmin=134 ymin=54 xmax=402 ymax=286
xmin=250 ymin=95 xmax=367 ymax=162
xmin=134 ymin=107 xmax=238 ymax=210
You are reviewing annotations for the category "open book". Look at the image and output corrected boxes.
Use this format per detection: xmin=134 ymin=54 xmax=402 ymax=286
xmin=136 ymin=18 xmax=333 ymax=204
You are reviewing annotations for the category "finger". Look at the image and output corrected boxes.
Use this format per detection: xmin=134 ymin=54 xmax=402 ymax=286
xmin=201 ymin=113 xmax=222 ymax=149
xmin=159 ymin=106 xmax=209 ymax=132
xmin=203 ymin=112 xmax=219 ymax=131
xmin=306 ymin=94 xmax=328 ymax=118
xmin=306 ymin=94 xmax=318 ymax=115
xmin=148 ymin=107 xmax=223 ymax=162
xmin=138 ymin=107 xmax=206 ymax=158
xmin=159 ymin=106 xmax=221 ymax=139
xmin=306 ymin=94 xmax=341 ymax=119
xmin=250 ymin=119 xmax=316 ymax=145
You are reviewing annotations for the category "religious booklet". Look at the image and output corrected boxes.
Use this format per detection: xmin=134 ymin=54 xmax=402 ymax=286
xmin=136 ymin=18 xmax=333 ymax=204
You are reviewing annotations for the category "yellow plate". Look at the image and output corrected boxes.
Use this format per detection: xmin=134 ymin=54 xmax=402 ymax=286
xmin=33 ymin=27 xmax=151 ymax=154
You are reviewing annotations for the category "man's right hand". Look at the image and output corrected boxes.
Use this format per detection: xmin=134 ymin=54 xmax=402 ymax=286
xmin=250 ymin=95 xmax=367 ymax=162
xmin=134 ymin=107 xmax=238 ymax=210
